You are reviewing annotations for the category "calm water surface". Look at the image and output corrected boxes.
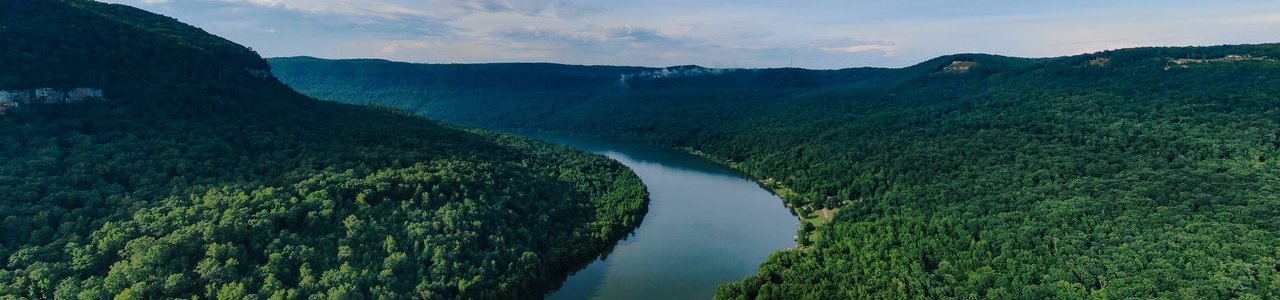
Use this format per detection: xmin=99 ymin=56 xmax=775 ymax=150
xmin=527 ymin=134 xmax=798 ymax=300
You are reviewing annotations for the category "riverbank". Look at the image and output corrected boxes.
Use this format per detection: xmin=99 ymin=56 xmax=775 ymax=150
xmin=678 ymin=146 xmax=839 ymax=228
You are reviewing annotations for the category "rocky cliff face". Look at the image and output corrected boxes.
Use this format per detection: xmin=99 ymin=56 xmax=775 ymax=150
xmin=0 ymin=87 xmax=104 ymax=115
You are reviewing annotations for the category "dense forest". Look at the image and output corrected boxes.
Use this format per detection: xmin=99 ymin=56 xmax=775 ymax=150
xmin=0 ymin=1 xmax=648 ymax=298
xmin=274 ymin=44 xmax=1280 ymax=298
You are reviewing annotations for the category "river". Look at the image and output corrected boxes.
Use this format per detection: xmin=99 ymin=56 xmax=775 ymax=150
xmin=526 ymin=134 xmax=799 ymax=300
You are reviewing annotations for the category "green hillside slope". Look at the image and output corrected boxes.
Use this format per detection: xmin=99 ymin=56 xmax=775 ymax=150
xmin=272 ymin=45 xmax=1280 ymax=298
xmin=0 ymin=1 xmax=647 ymax=298
xmin=268 ymin=57 xmax=652 ymax=128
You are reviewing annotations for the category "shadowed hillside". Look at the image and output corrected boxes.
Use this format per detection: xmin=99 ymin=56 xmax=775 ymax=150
xmin=0 ymin=1 xmax=648 ymax=298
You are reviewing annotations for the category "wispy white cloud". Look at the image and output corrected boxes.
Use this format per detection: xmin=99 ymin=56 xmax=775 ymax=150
xmin=216 ymin=0 xmax=431 ymax=21
xmin=377 ymin=40 xmax=432 ymax=56
xmin=427 ymin=0 xmax=601 ymax=18
xmin=822 ymin=44 xmax=896 ymax=55
xmin=820 ymin=40 xmax=898 ymax=57
xmin=492 ymin=26 xmax=677 ymax=46
xmin=219 ymin=0 xmax=282 ymax=8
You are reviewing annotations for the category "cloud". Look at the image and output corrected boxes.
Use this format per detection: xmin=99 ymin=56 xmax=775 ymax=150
xmin=212 ymin=0 xmax=453 ymax=38
xmin=473 ymin=26 xmax=714 ymax=65
xmin=217 ymin=0 xmax=430 ymax=21
xmin=603 ymin=26 xmax=667 ymax=42
xmin=494 ymin=27 xmax=572 ymax=41
xmin=378 ymin=40 xmax=433 ymax=56
xmin=493 ymin=25 xmax=678 ymax=46
xmin=427 ymin=0 xmax=601 ymax=18
xmin=220 ymin=0 xmax=282 ymax=7
xmin=820 ymin=41 xmax=899 ymax=57
xmin=142 ymin=0 xmax=171 ymax=4
xmin=476 ymin=24 xmax=916 ymax=68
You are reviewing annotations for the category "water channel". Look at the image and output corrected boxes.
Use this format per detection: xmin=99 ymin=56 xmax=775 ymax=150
xmin=528 ymin=134 xmax=799 ymax=300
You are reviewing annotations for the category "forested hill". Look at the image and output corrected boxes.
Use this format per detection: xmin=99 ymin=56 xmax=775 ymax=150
xmin=268 ymin=57 xmax=911 ymax=129
xmin=0 ymin=1 xmax=648 ymax=299
xmin=269 ymin=57 xmax=654 ymax=128
xmin=272 ymin=44 xmax=1280 ymax=298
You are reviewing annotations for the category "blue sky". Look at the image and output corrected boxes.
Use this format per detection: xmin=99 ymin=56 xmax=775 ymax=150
xmin=106 ymin=0 xmax=1280 ymax=69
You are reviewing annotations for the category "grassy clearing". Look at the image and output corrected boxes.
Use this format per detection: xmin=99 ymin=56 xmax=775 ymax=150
xmin=800 ymin=208 xmax=839 ymax=227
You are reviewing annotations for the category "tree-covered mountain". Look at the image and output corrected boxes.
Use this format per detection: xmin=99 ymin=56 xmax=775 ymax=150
xmin=0 ymin=1 xmax=648 ymax=298
xmin=272 ymin=44 xmax=1280 ymax=298
xmin=268 ymin=57 xmax=653 ymax=129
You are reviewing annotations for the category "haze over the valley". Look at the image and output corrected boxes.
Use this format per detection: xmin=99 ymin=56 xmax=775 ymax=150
xmin=106 ymin=0 xmax=1280 ymax=69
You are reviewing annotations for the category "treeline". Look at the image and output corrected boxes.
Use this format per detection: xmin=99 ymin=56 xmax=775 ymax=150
xmin=0 ymin=1 xmax=647 ymax=298
xmin=273 ymin=44 xmax=1280 ymax=298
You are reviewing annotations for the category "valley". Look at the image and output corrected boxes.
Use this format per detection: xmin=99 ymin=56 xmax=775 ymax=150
xmin=4 ymin=0 xmax=1280 ymax=299
xmin=272 ymin=47 xmax=1280 ymax=298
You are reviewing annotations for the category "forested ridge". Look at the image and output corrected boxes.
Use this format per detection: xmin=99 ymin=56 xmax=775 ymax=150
xmin=273 ymin=44 xmax=1280 ymax=298
xmin=0 ymin=1 xmax=648 ymax=298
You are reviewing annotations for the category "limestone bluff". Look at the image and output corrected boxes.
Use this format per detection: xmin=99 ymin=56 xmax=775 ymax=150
xmin=0 ymin=87 xmax=104 ymax=115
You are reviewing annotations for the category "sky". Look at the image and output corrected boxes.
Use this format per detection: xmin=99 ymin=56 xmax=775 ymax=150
xmin=104 ymin=0 xmax=1280 ymax=69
